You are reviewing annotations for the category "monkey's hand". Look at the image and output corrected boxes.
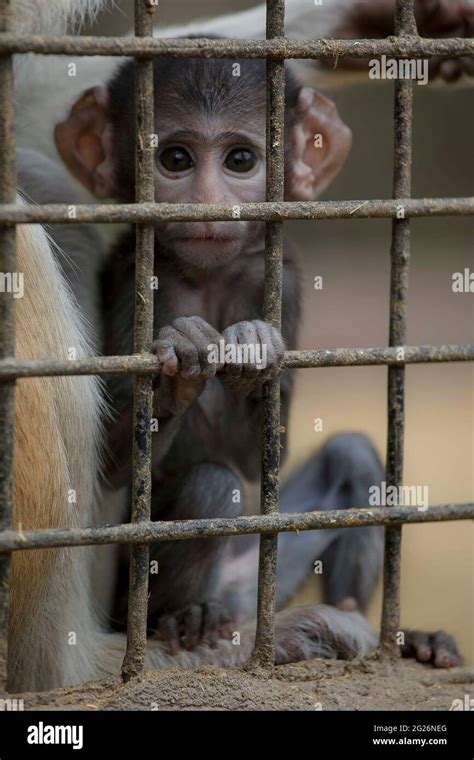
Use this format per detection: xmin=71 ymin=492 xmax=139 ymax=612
xmin=331 ymin=0 xmax=474 ymax=82
xmin=219 ymin=320 xmax=285 ymax=397
xmin=152 ymin=316 xmax=224 ymax=416
xmin=401 ymin=628 xmax=463 ymax=668
xmin=150 ymin=601 xmax=236 ymax=654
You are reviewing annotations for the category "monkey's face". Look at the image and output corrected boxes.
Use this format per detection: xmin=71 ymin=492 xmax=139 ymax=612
xmin=153 ymin=114 xmax=266 ymax=269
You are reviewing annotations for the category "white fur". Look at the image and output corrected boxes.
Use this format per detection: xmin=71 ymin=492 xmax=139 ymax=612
xmin=11 ymin=0 xmax=104 ymax=34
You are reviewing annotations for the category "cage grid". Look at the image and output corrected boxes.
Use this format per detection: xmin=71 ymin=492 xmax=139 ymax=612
xmin=0 ymin=0 xmax=473 ymax=685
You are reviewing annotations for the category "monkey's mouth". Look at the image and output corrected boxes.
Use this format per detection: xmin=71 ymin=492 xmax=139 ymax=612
xmin=172 ymin=236 xmax=239 ymax=252
xmin=174 ymin=236 xmax=236 ymax=244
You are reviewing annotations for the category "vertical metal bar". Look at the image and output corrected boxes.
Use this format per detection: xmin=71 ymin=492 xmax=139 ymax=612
xmin=0 ymin=0 xmax=17 ymax=648
xmin=249 ymin=0 xmax=285 ymax=669
xmin=380 ymin=0 xmax=416 ymax=654
xmin=121 ymin=0 xmax=156 ymax=682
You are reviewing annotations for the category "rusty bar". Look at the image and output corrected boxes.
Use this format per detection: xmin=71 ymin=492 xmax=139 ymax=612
xmin=249 ymin=0 xmax=285 ymax=671
xmin=0 ymin=34 xmax=472 ymax=59
xmin=0 ymin=503 xmax=471 ymax=553
xmin=121 ymin=0 xmax=156 ymax=684
xmin=0 ymin=197 xmax=472 ymax=224
xmin=381 ymin=0 xmax=416 ymax=657
xmin=0 ymin=343 xmax=472 ymax=380
xmin=0 ymin=0 xmax=16 ymax=649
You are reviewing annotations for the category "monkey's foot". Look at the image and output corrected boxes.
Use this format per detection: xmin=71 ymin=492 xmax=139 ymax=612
xmin=333 ymin=0 xmax=474 ymax=81
xmin=150 ymin=601 xmax=234 ymax=654
xmin=401 ymin=629 xmax=463 ymax=668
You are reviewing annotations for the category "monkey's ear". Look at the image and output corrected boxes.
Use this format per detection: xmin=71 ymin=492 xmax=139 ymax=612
xmin=54 ymin=86 xmax=115 ymax=198
xmin=287 ymin=88 xmax=352 ymax=201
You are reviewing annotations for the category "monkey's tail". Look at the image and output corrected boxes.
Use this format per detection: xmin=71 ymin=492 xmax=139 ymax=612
xmin=273 ymin=603 xmax=378 ymax=664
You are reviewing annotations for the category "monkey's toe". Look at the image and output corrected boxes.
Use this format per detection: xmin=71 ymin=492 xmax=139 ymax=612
xmin=401 ymin=629 xmax=463 ymax=668
xmin=153 ymin=601 xmax=233 ymax=653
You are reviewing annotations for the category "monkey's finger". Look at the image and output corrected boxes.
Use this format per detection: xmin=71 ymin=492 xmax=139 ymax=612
xmin=219 ymin=603 xmax=240 ymax=640
xmin=159 ymin=615 xmax=181 ymax=655
xmin=221 ymin=325 xmax=244 ymax=380
xmin=187 ymin=315 xmax=226 ymax=372
xmin=164 ymin=329 xmax=200 ymax=380
xmin=173 ymin=316 xmax=223 ymax=378
xmin=430 ymin=631 xmax=463 ymax=668
xmin=153 ymin=327 xmax=180 ymax=376
xmin=183 ymin=605 xmax=203 ymax=650
xmin=254 ymin=320 xmax=285 ymax=378
xmin=201 ymin=602 xmax=220 ymax=648
xmin=234 ymin=321 xmax=261 ymax=380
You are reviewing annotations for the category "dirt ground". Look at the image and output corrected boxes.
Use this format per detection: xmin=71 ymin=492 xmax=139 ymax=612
xmin=2 ymin=648 xmax=473 ymax=711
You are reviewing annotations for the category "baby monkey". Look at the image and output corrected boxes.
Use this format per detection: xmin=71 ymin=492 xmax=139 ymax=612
xmin=54 ymin=53 xmax=461 ymax=669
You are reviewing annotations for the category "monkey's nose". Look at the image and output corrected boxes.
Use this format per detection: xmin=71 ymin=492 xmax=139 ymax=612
xmin=180 ymin=222 xmax=236 ymax=240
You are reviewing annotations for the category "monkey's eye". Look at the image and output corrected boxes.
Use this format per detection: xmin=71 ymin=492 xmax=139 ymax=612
xmin=224 ymin=148 xmax=257 ymax=174
xmin=159 ymin=147 xmax=194 ymax=173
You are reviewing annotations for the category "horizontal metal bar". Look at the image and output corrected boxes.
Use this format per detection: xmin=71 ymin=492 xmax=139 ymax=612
xmin=0 ymin=503 xmax=471 ymax=553
xmin=1 ymin=198 xmax=472 ymax=225
xmin=284 ymin=345 xmax=474 ymax=368
xmin=0 ymin=34 xmax=472 ymax=59
xmin=0 ymin=344 xmax=471 ymax=380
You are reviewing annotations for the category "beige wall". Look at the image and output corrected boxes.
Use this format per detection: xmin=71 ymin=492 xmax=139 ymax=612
xmin=87 ymin=1 xmax=473 ymax=660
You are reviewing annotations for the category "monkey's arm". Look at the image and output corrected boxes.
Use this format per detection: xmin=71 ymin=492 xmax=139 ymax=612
xmin=102 ymin=240 xmax=227 ymax=487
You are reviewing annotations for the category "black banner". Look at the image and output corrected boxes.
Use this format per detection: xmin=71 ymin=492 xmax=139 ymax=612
xmin=0 ymin=710 xmax=472 ymax=757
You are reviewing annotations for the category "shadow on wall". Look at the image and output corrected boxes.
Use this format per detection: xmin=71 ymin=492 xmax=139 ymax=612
xmin=87 ymin=1 xmax=474 ymax=660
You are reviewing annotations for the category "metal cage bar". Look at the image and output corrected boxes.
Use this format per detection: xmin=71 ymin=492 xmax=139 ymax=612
xmin=0 ymin=0 xmax=16 ymax=642
xmin=250 ymin=0 xmax=286 ymax=670
xmin=381 ymin=0 xmax=416 ymax=654
xmin=0 ymin=343 xmax=472 ymax=380
xmin=0 ymin=197 xmax=473 ymax=224
xmin=0 ymin=503 xmax=472 ymax=553
xmin=121 ymin=0 xmax=156 ymax=683
xmin=0 ymin=198 xmax=474 ymax=224
xmin=0 ymin=35 xmax=472 ymax=59
xmin=0 ymin=0 xmax=473 ymax=690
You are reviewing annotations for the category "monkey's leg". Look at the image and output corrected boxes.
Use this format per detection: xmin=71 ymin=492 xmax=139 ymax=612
xmin=278 ymin=432 xmax=384 ymax=612
xmin=145 ymin=463 xmax=242 ymax=652
xmin=305 ymin=433 xmax=385 ymax=612
xmin=221 ymin=433 xmax=384 ymax=618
